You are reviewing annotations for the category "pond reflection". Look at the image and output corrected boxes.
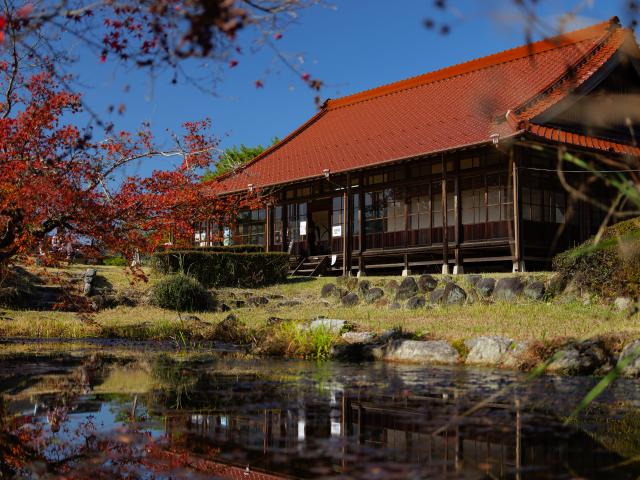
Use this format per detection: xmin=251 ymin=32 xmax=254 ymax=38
xmin=0 ymin=345 xmax=639 ymax=479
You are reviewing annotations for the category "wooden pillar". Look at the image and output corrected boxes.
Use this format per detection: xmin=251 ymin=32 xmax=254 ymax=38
xmin=512 ymin=148 xmax=524 ymax=272
xmin=441 ymin=155 xmax=450 ymax=274
xmin=453 ymin=172 xmax=463 ymax=274
xmin=265 ymin=205 xmax=273 ymax=252
xmin=342 ymin=173 xmax=352 ymax=276
xmin=358 ymin=182 xmax=366 ymax=276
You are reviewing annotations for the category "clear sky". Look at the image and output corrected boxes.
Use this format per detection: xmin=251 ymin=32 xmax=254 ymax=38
xmin=70 ymin=0 xmax=633 ymax=178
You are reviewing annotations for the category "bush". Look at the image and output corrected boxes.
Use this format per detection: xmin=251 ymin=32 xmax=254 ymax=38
xmin=103 ymin=255 xmax=128 ymax=266
xmin=553 ymin=217 xmax=640 ymax=299
xmin=152 ymin=250 xmax=289 ymax=288
xmin=149 ymin=274 xmax=210 ymax=311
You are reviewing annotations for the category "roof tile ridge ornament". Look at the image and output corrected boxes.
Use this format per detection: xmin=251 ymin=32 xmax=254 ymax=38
xmin=510 ymin=18 xmax=627 ymax=124
xmin=326 ymin=17 xmax=619 ymax=112
xmin=209 ymin=105 xmax=330 ymax=188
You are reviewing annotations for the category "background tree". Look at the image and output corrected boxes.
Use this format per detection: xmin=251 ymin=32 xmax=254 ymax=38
xmin=202 ymin=136 xmax=280 ymax=181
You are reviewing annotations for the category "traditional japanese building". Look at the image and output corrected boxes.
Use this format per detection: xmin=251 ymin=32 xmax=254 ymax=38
xmin=200 ymin=17 xmax=640 ymax=275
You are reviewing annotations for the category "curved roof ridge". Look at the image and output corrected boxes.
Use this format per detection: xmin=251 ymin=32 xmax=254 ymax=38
xmin=327 ymin=17 xmax=620 ymax=111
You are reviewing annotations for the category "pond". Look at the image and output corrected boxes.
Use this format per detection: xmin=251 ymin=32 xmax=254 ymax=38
xmin=0 ymin=342 xmax=639 ymax=479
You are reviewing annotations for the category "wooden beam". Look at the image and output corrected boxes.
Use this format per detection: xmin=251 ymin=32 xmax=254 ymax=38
xmin=358 ymin=181 xmax=366 ymax=275
xmin=441 ymin=154 xmax=449 ymax=274
xmin=512 ymin=147 xmax=523 ymax=272
xmin=343 ymin=173 xmax=352 ymax=276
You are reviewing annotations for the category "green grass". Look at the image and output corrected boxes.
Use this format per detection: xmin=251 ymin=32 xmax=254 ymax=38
xmin=0 ymin=266 xmax=638 ymax=349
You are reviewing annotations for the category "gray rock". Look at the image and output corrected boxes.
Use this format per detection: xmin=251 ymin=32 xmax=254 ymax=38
xmin=465 ymin=274 xmax=482 ymax=287
xmin=383 ymin=340 xmax=460 ymax=365
xmin=358 ymin=280 xmax=371 ymax=294
xmin=320 ymin=283 xmax=337 ymax=298
xmin=83 ymin=282 xmax=93 ymax=296
xmin=443 ymin=282 xmax=467 ymax=306
xmin=502 ymin=341 xmax=530 ymax=368
xmin=395 ymin=277 xmax=419 ymax=301
xmin=614 ymin=297 xmax=633 ymax=312
xmin=523 ymin=281 xmax=545 ymax=301
xmin=379 ymin=329 xmax=401 ymax=342
xmin=277 ymin=300 xmax=302 ymax=307
xmin=363 ymin=287 xmax=384 ymax=303
xmin=341 ymin=292 xmax=359 ymax=307
xmin=309 ymin=318 xmax=349 ymax=334
xmin=342 ymin=331 xmax=376 ymax=344
xmin=465 ymin=336 xmax=513 ymax=365
xmin=334 ymin=287 xmax=349 ymax=299
xmin=388 ymin=302 xmax=402 ymax=310
xmin=493 ymin=277 xmax=524 ymax=301
xmin=429 ymin=288 xmax=445 ymax=304
xmin=247 ymin=296 xmax=269 ymax=306
xmin=417 ymin=274 xmax=438 ymax=293
xmin=385 ymin=279 xmax=400 ymax=292
xmin=84 ymin=268 xmax=97 ymax=279
xmin=175 ymin=314 xmax=202 ymax=322
xmin=618 ymin=340 xmax=640 ymax=377
xmin=266 ymin=294 xmax=285 ymax=300
xmin=476 ymin=278 xmax=496 ymax=298
xmin=406 ymin=295 xmax=426 ymax=309
xmin=547 ymin=342 xmax=608 ymax=375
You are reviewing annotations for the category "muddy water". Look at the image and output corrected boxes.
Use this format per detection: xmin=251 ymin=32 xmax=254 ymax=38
xmin=0 ymin=342 xmax=639 ymax=479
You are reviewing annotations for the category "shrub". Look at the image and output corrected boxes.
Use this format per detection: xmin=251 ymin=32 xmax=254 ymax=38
xmin=553 ymin=217 xmax=640 ymax=299
xmin=149 ymin=274 xmax=210 ymax=312
xmin=152 ymin=250 xmax=289 ymax=288
xmin=103 ymin=255 xmax=128 ymax=266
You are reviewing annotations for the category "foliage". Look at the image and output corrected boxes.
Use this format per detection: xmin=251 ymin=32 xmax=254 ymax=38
xmin=260 ymin=321 xmax=337 ymax=359
xmin=103 ymin=256 xmax=128 ymax=267
xmin=201 ymin=138 xmax=279 ymax=181
xmin=178 ymin=245 xmax=264 ymax=253
xmin=553 ymin=217 xmax=640 ymax=299
xmin=149 ymin=274 xmax=210 ymax=312
xmin=152 ymin=250 xmax=289 ymax=288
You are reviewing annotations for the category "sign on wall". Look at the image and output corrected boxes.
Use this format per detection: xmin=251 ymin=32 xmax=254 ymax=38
xmin=332 ymin=225 xmax=342 ymax=237
xmin=299 ymin=221 xmax=307 ymax=236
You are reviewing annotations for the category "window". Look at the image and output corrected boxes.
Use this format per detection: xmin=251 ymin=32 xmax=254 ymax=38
xmin=235 ymin=208 xmax=266 ymax=245
xmin=409 ymin=187 xmax=430 ymax=231
xmin=332 ymin=196 xmax=343 ymax=234
xmin=461 ymin=177 xmax=487 ymax=225
xmin=522 ymin=186 xmax=565 ymax=224
xmin=487 ymin=174 xmax=513 ymax=222
xmin=364 ymin=189 xmax=404 ymax=234
xmin=287 ymin=203 xmax=307 ymax=242
xmin=460 ymin=155 xmax=481 ymax=170
xmin=273 ymin=206 xmax=283 ymax=245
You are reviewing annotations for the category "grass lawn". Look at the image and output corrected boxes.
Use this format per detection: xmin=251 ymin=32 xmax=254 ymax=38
xmin=0 ymin=264 xmax=637 ymax=345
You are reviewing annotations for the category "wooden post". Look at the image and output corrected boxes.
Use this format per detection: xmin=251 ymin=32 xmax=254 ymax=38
xmin=343 ymin=173 xmax=352 ymax=276
xmin=402 ymin=189 xmax=410 ymax=276
xmin=442 ymin=155 xmax=450 ymax=274
xmin=512 ymin=148 xmax=524 ymax=272
xmin=453 ymin=172 xmax=463 ymax=274
xmin=265 ymin=205 xmax=272 ymax=252
xmin=358 ymin=183 xmax=366 ymax=276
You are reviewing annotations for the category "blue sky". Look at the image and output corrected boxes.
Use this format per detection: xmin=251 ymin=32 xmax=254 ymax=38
xmin=71 ymin=0 xmax=632 ymax=178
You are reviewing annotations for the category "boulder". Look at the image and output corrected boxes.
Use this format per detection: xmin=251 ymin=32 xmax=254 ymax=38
xmin=465 ymin=336 xmax=513 ymax=365
xmin=502 ymin=341 xmax=530 ymax=369
xmin=334 ymin=287 xmax=349 ymax=299
xmin=476 ymin=278 xmax=496 ymax=298
xmin=277 ymin=300 xmax=302 ymax=307
xmin=547 ymin=342 xmax=608 ymax=375
xmin=266 ymin=294 xmax=285 ymax=300
xmin=84 ymin=268 xmax=97 ymax=279
xmin=234 ymin=300 xmax=246 ymax=308
xmin=614 ymin=297 xmax=633 ymax=312
xmin=341 ymin=292 xmax=359 ymax=307
xmin=247 ymin=296 xmax=269 ymax=306
xmin=523 ymin=281 xmax=545 ymax=301
xmin=175 ymin=314 xmax=202 ymax=323
xmin=213 ymin=314 xmax=251 ymax=344
xmin=320 ymin=283 xmax=337 ymax=298
xmin=417 ymin=274 xmax=438 ymax=293
xmin=83 ymin=282 xmax=93 ymax=296
xmin=379 ymin=329 xmax=401 ymax=342
xmin=342 ymin=331 xmax=376 ymax=344
xmin=429 ymin=288 xmax=445 ymax=304
xmin=388 ymin=302 xmax=401 ymax=310
xmin=406 ymin=295 xmax=426 ymax=309
xmin=493 ymin=277 xmax=524 ymax=301
xmin=385 ymin=279 xmax=400 ymax=292
xmin=363 ymin=287 xmax=384 ymax=303
xmin=358 ymin=280 xmax=371 ymax=295
xmin=618 ymin=340 xmax=640 ymax=377
xmin=442 ymin=282 xmax=467 ymax=306
xmin=383 ymin=340 xmax=460 ymax=365
xmin=465 ymin=274 xmax=482 ymax=287
xmin=309 ymin=318 xmax=349 ymax=334
xmin=395 ymin=277 xmax=419 ymax=301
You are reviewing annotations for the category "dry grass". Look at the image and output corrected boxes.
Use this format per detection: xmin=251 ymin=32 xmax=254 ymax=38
xmin=0 ymin=267 xmax=637 ymax=345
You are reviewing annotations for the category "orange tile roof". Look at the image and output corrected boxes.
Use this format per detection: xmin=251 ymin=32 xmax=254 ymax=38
xmin=210 ymin=17 xmax=634 ymax=195
xmin=527 ymin=124 xmax=640 ymax=156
